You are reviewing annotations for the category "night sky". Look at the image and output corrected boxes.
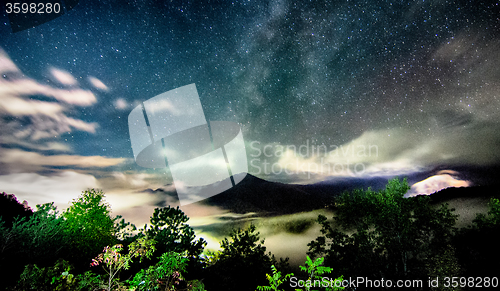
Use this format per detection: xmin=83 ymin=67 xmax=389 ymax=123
xmin=0 ymin=0 xmax=499 ymax=223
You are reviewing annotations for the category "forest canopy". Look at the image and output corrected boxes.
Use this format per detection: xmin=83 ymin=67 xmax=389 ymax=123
xmin=1 ymin=178 xmax=499 ymax=290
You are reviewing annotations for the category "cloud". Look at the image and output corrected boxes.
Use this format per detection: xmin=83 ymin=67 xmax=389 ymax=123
xmin=0 ymin=48 xmax=20 ymax=74
xmin=102 ymin=189 xmax=160 ymax=212
xmin=0 ymin=78 xmax=97 ymax=107
xmin=0 ymin=48 xmax=99 ymax=147
xmin=407 ymin=173 xmax=471 ymax=197
xmin=261 ymin=129 xmax=424 ymax=181
xmin=0 ymin=95 xmax=65 ymax=117
xmin=0 ymin=148 xmax=127 ymax=172
xmin=0 ymin=171 xmax=99 ymax=209
xmin=146 ymin=99 xmax=181 ymax=115
xmin=88 ymin=76 xmax=109 ymax=91
xmin=0 ymin=169 xmax=173 ymax=224
xmin=260 ymin=120 xmax=500 ymax=183
xmin=49 ymin=67 xmax=78 ymax=86
xmin=62 ymin=116 xmax=98 ymax=133
xmin=0 ymin=48 xmax=97 ymax=108
xmin=105 ymin=172 xmax=166 ymax=189
xmin=0 ymin=109 xmax=98 ymax=142
xmin=0 ymin=136 xmax=71 ymax=152
xmin=114 ymin=98 xmax=128 ymax=110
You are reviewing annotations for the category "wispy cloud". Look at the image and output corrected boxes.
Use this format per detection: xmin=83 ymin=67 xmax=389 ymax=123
xmin=88 ymin=76 xmax=109 ymax=91
xmin=0 ymin=48 xmax=98 ymax=149
xmin=113 ymin=98 xmax=129 ymax=110
xmin=0 ymin=95 xmax=65 ymax=117
xmin=256 ymin=120 xmax=500 ymax=183
xmin=0 ymin=148 xmax=127 ymax=172
xmin=0 ymin=171 xmax=99 ymax=209
xmin=0 ymin=136 xmax=71 ymax=152
xmin=49 ymin=67 xmax=78 ymax=86
xmin=0 ymin=78 xmax=97 ymax=107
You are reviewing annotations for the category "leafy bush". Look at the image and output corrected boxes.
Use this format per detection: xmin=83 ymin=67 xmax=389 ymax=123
xmin=257 ymin=257 xmax=344 ymax=291
xmin=256 ymin=265 xmax=293 ymax=291
xmin=90 ymin=237 xmax=156 ymax=291
xmin=129 ymin=251 xmax=205 ymax=291
xmin=15 ymin=259 xmax=78 ymax=291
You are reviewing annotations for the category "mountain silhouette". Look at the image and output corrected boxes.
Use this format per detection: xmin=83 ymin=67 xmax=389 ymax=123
xmin=145 ymin=173 xmax=500 ymax=215
xmin=149 ymin=174 xmax=392 ymax=214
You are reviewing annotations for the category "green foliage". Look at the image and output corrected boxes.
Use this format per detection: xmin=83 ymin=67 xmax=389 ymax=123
xmin=128 ymin=251 xmax=205 ymax=291
xmin=0 ymin=192 xmax=33 ymax=228
xmin=8 ymin=180 xmax=494 ymax=290
xmin=473 ymin=197 xmax=500 ymax=228
xmin=15 ymin=259 xmax=78 ymax=291
xmin=0 ymin=201 xmax=68 ymax=289
xmin=204 ymin=224 xmax=274 ymax=291
xmin=299 ymin=256 xmax=333 ymax=282
xmin=256 ymin=265 xmax=294 ymax=291
xmin=490 ymin=197 xmax=500 ymax=224
xmin=1 ymin=189 xmax=142 ymax=288
xmin=63 ymin=189 xmax=120 ymax=262
xmin=256 ymin=256 xmax=344 ymax=291
xmin=115 ymin=216 xmax=138 ymax=241
xmin=75 ymin=271 xmax=102 ymax=291
xmin=426 ymin=244 xmax=462 ymax=291
xmin=144 ymin=206 xmax=206 ymax=259
xmin=219 ymin=224 xmax=268 ymax=260
xmin=0 ymin=203 xmax=67 ymax=288
xmin=308 ymin=178 xmax=459 ymax=280
xmin=5 ymin=203 xmax=67 ymax=261
xmin=90 ymin=237 xmax=156 ymax=291
xmin=296 ymin=256 xmax=344 ymax=291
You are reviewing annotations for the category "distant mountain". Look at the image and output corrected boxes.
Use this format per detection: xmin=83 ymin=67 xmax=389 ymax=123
xmin=193 ymin=174 xmax=327 ymax=215
xmin=298 ymin=176 xmax=390 ymax=196
xmin=423 ymin=184 xmax=500 ymax=204
xmin=184 ymin=174 xmax=396 ymax=215
xmin=141 ymin=186 xmax=180 ymax=207
xmin=145 ymin=173 xmax=500 ymax=216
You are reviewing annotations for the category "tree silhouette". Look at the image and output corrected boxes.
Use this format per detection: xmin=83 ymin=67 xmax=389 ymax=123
xmin=204 ymin=224 xmax=273 ymax=291
xmin=309 ymin=178 xmax=459 ymax=281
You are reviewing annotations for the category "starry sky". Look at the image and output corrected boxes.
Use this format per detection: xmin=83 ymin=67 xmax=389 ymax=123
xmin=0 ymin=0 xmax=499 ymax=223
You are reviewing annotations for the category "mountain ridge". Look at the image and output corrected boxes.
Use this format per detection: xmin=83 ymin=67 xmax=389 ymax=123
xmin=146 ymin=174 xmax=500 ymax=215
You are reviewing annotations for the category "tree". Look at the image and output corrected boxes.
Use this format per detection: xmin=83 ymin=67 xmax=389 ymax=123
xmin=308 ymin=178 xmax=459 ymax=281
xmin=90 ymin=237 xmax=156 ymax=291
xmin=144 ymin=206 xmax=206 ymax=259
xmin=204 ymin=224 xmax=274 ymax=291
xmin=0 ymin=203 xmax=68 ymax=288
xmin=63 ymin=189 xmax=120 ymax=264
xmin=0 ymin=192 xmax=32 ymax=227
xmin=139 ymin=206 xmax=206 ymax=279
xmin=472 ymin=197 xmax=500 ymax=228
xmin=426 ymin=244 xmax=461 ymax=291
xmin=454 ymin=197 xmax=500 ymax=277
